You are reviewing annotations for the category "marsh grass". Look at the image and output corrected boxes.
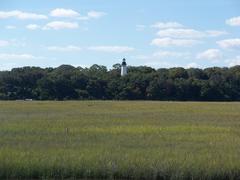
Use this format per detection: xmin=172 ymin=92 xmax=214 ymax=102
xmin=0 ymin=101 xmax=240 ymax=179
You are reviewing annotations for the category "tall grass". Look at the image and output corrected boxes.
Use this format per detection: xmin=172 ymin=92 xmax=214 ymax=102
xmin=0 ymin=101 xmax=240 ymax=179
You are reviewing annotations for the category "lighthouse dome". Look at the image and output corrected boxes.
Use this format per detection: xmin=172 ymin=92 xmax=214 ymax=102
xmin=122 ymin=58 xmax=127 ymax=66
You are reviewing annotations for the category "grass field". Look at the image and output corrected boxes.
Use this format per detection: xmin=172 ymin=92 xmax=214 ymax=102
xmin=0 ymin=101 xmax=240 ymax=179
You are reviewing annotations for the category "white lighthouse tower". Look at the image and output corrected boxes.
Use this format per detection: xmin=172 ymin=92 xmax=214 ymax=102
xmin=121 ymin=58 xmax=127 ymax=76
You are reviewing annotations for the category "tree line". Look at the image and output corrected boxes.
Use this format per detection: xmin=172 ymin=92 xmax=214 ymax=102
xmin=0 ymin=64 xmax=240 ymax=101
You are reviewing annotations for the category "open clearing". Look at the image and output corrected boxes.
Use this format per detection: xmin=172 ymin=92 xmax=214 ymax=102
xmin=0 ymin=101 xmax=240 ymax=179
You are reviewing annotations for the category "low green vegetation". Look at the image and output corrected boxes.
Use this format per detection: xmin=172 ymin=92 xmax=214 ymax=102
xmin=0 ymin=101 xmax=240 ymax=179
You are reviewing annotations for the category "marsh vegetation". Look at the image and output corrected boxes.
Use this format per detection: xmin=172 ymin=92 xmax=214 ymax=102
xmin=0 ymin=101 xmax=240 ymax=179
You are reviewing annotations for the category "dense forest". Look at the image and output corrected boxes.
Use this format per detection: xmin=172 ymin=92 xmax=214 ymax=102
xmin=0 ymin=64 xmax=240 ymax=101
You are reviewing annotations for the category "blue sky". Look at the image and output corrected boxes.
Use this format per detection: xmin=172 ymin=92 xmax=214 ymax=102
xmin=0 ymin=0 xmax=240 ymax=70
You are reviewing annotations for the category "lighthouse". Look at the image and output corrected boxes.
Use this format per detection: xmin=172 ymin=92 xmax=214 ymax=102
xmin=121 ymin=58 xmax=127 ymax=76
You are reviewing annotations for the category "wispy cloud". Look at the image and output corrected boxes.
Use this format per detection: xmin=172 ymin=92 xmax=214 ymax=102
xmin=151 ymin=22 xmax=184 ymax=29
xmin=50 ymin=8 xmax=80 ymax=18
xmin=5 ymin=25 xmax=16 ymax=29
xmin=152 ymin=51 xmax=190 ymax=58
xmin=26 ymin=21 xmax=80 ymax=30
xmin=26 ymin=24 xmax=40 ymax=30
xmin=88 ymin=46 xmax=135 ymax=53
xmin=206 ymin=30 xmax=228 ymax=37
xmin=0 ymin=10 xmax=47 ymax=20
xmin=157 ymin=28 xmax=204 ymax=39
xmin=0 ymin=63 xmax=18 ymax=71
xmin=133 ymin=50 xmax=191 ymax=69
xmin=151 ymin=38 xmax=201 ymax=47
xmin=151 ymin=21 xmax=227 ymax=49
xmin=87 ymin=11 xmax=106 ymax=19
xmin=226 ymin=56 xmax=240 ymax=67
xmin=50 ymin=8 xmax=106 ymax=20
xmin=226 ymin=16 xmax=240 ymax=26
xmin=196 ymin=49 xmax=222 ymax=60
xmin=144 ymin=61 xmax=179 ymax=68
xmin=43 ymin=21 xmax=79 ymax=30
xmin=186 ymin=62 xmax=200 ymax=68
xmin=78 ymin=10 xmax=106 ymax=20
xmin=0 ymin=53 xmax=41 ymax=60
xmin=47 ymin=45 xmax=82 ymax=52
xmin=217 ymin=38 xmax=240 ymax=49
xmin=156 ymin=28 xmax=228 ymax=39
xmin=0 ymin=40 xmax=9 ymax=47
xmin=133 ymin=51 xmax=190 ymax=68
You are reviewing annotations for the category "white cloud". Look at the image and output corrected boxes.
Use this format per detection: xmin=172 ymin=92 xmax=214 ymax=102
xmin=133 ymin=50 xmax=190 ymax=68
xmin=77 ymin=16 xmax=89 ymax=21
xmin=206 ymin=30 xmax=228 ymax=37
xmin=0 ymin=53 xmax=39 ymax=60
xmin=10 ymin=39 xmax=26 ymax=47
xmin=78 ymin=10 xmax=106 ymax=20
xmin=26 ymin=24 xmax=40 ymax=30
xmin=227 ymin=56 xmax=240 ymax=66
xmin=0 ymin=10 xmax=47 ymax=20
xmin=0 ymin=40 xmax=9 ymax=47
xmin=0 ymin=63 xmax=18 ymax=71
xmin=152 ymin=51 xmax=190 ymax=58
xmin=49 ymin=8 xmax=106 ymax=20
xmin=157 ymin=28 xmax=204 ymax=39
xmin=144 ymin=61 xmax=179 ymax=68
xmin=186 ymin=62 xmax=200 ymax=68
xmin=47 ymin=45 xmax=82 ymax=52
xmin=43 ymin=21 xmax=79 ymax=30
xmin=133 ymin=51 xmax=190 ymax=67
xmin=151 ymin=38 xmax=200 ymax=47
xmin=133 ymin=55 xmax=151 ymax=60
xmin=87 ymin=11 xmax=106 ymax=19
xmin=5 ymin=25 xmax=16 ymax=29
xmin=217 ymin=38 xmax=240 ymax=49
xmin=196 ymin=49 xmax=222 ymax=60
xmin=151 ymin=22 xmax=184 ymax=29
xmin=145 ymin=61 xmax=201 ymax=69
xmin=50 ymin=8 xmax=80 ymax=18
xmin=226 ymin=16 xmax=240 ymax=26
xmin=88 ymin=46 xmax=135 ymax=53
xmin=156 ymin=29 xmax=228 ymax=39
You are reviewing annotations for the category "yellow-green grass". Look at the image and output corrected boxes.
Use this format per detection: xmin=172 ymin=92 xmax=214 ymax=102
xmin=0 ymin=101 xmax=240 ymax=179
